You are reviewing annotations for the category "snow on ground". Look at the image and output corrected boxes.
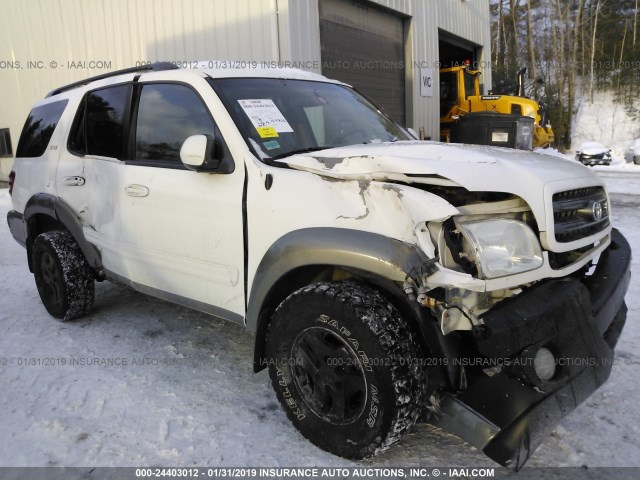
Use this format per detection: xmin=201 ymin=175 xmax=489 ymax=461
xmin=0 ymin=179 xmax=639 ymax=471
xmin=532 ymin=147 xmax=570 ymax=160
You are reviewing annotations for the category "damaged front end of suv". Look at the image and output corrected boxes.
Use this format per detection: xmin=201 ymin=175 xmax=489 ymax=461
xmin=281 ymin=143 xmax=631 ymax=468
xmin=410 ymin=188 xmax=628 ymax=468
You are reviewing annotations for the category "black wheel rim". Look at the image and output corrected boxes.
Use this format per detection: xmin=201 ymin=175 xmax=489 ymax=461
xmin=39 ymin=251 xmax=63 ymax=306
xmin=291 ymin=326 xmax=367 ymax=425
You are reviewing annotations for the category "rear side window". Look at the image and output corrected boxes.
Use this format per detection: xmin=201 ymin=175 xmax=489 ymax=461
xmin=16 ymin=100 xmax=68 ymax=158
xmin=69 ymin=85 xmax=130 ymax=159
xmin=86 ymin=85 xmax=130 ymax=158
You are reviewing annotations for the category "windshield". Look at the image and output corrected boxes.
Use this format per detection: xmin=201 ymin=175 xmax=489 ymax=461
xmin=211 ymin=78 xmax=409 ymax=160
xmin=464 ymin=71 xmax=477 ymax=98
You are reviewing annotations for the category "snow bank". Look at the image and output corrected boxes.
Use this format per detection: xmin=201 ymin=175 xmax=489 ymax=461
xmin=572 ymin=90 xmax=640 ymax=158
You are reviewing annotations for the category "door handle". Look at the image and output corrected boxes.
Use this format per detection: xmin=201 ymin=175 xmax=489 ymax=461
xmin=125 ymin=184 xmax=150 ymax=197
xmin=62 ymin=176 xmax=85 ymax=186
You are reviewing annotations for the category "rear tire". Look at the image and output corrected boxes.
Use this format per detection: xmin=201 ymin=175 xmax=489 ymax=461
xmin=266 ymin=281 xmax=427 ymax=459
xmin=32 ymin=231 xmax=95 ymax=321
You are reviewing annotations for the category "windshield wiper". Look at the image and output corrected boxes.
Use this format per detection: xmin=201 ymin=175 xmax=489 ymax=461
xmin=270 ymin=146 xmax=330 ymax=160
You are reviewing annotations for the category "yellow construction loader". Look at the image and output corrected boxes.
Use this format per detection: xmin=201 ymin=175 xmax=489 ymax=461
xmin=439 ymin=65 xmax=554 ymax=148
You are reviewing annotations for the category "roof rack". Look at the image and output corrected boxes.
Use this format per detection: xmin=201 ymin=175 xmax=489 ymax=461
xmin=46 ymin=62 xmax=179 ymax=98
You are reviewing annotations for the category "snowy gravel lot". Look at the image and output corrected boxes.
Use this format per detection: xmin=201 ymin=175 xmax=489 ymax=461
xmin=0 ymin=170 xmax=639 ymax=470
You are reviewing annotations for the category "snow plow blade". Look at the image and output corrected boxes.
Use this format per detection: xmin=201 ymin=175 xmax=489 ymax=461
xmin=431 ymin=229 xmax=631 ymax=469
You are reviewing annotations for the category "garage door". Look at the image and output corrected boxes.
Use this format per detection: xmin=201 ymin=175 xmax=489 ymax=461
xmin=320 ymin=0 xmax=406 ymax=125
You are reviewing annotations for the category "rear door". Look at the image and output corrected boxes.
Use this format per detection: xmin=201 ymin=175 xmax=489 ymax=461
xmin=59 ymin=84 xmax=131 ymax=277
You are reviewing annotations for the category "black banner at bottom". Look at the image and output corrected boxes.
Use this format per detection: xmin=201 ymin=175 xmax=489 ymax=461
xmin=0 ymin=466 xmax=637 ymax=480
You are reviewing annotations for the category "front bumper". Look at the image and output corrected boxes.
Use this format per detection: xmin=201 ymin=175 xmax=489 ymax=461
xmin=579 ymin=155 xmax=611 ymax=166
xmin=431 ymin=228 xmax=631 ymax=468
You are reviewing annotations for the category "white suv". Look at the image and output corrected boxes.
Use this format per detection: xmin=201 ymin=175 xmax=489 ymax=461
xmin=7 ymin=63 xmax=631 ymax=468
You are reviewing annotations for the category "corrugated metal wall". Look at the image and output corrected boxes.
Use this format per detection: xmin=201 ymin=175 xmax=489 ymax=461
xmin=277 ymin=0 xmax=321 ymax=66
xmin=0 ymin=0 xmax=281 ymax=179
xmin=0 ymin=0 xmax=491 ymax=179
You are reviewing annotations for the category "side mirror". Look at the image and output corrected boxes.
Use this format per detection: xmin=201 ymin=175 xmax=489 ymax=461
xmin=180 ymin=134 xmax=208 ymax=169
xmin=180 ymin=134 xmax=234 ymax=173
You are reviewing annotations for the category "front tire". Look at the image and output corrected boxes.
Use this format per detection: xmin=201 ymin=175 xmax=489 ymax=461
xmin=266 ymin=282 xmax=426 ymax=459
xmin=32 ymin=231 xmax=95 ymax=321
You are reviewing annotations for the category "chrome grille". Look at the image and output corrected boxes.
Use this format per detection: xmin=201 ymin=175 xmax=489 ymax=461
xmin=553 ymin=187 xmax=609 ymax=243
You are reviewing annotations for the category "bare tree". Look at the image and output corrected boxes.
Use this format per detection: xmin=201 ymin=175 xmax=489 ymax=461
xmin=634 ymin=0 xmax=638 ymax=46
xmin=620 ymin=20 xmax=628 ymax=66
xmin=526 ymin=0 xmax=537 ymax=81
xmin=509 ymin=0 xmax=522 ymax=70
xmin=616 ymin=18 xmax=629 ymax=93
xmin=589 ymin=0 xmax=601 ymax=104
xmin=566 ymin=0 xmax=585 ymax=149
xmin=497 ymin=0 xmax=507 ymax=68
xmin=551 ymin=0 xmax=567 ymax=139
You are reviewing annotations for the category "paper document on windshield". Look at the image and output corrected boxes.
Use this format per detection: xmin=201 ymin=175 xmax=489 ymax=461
xmin=238 ymin=99 xmax=294 ymax=137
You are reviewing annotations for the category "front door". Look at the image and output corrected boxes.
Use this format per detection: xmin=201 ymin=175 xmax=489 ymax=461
xmin=118 ymin=78 xmax=246 ymax=320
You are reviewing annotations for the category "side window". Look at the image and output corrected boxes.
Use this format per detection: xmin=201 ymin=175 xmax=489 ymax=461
xmin=84 ymin=85 xmax=129 ymax=159
xmin=16 ymin=100 xmax=68 ymax=158
xmin=135 ymin=84 xmax=215 ymax=163
xmin=464 ymin=72 xmax=476 ymax=98
xmin=0 ymin=128 xmax=12 ymax=157
xmin=68 ymin=100 xmax=86 ymax=155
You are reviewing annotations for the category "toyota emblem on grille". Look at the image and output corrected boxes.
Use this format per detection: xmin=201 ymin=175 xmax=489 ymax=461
xmin=591 ymin=201 xmax=603 ymax=221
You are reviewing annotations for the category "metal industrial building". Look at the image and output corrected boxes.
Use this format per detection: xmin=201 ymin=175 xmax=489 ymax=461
xmin=0 ymin=0 xmax=491 ymax=180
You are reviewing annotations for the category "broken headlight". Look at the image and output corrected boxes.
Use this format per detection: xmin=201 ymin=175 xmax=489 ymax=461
xmin=456 ymin=219 xmax=543 ymax=279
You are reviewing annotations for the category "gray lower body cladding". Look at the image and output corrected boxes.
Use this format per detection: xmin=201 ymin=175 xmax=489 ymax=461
xmin=7 ymin=195 xmax=103 ymax=272
xmin=435 ymin=228 xmax=631 ymax=468
xmin=7 ymin=209 xmax=27 ymax=247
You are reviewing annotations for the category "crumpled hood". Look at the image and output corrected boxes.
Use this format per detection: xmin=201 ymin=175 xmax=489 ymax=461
xmin=278 ymin=141 xmax=596 ymax=189
xmin=277 ymin=141 xmax=604 ymax=234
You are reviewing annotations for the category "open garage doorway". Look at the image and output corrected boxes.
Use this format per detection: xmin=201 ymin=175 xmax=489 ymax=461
xmin=438 ymin=31 xmax=485 ymax=122
xmin=438 ymin=30 xmax=482 ymax=69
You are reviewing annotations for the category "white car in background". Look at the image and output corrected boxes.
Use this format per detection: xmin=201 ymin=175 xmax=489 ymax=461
xmin=624 ymin=139 xmax=640 ymax=164
xmin=575 ymin=141 xmax=612 ymax=166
